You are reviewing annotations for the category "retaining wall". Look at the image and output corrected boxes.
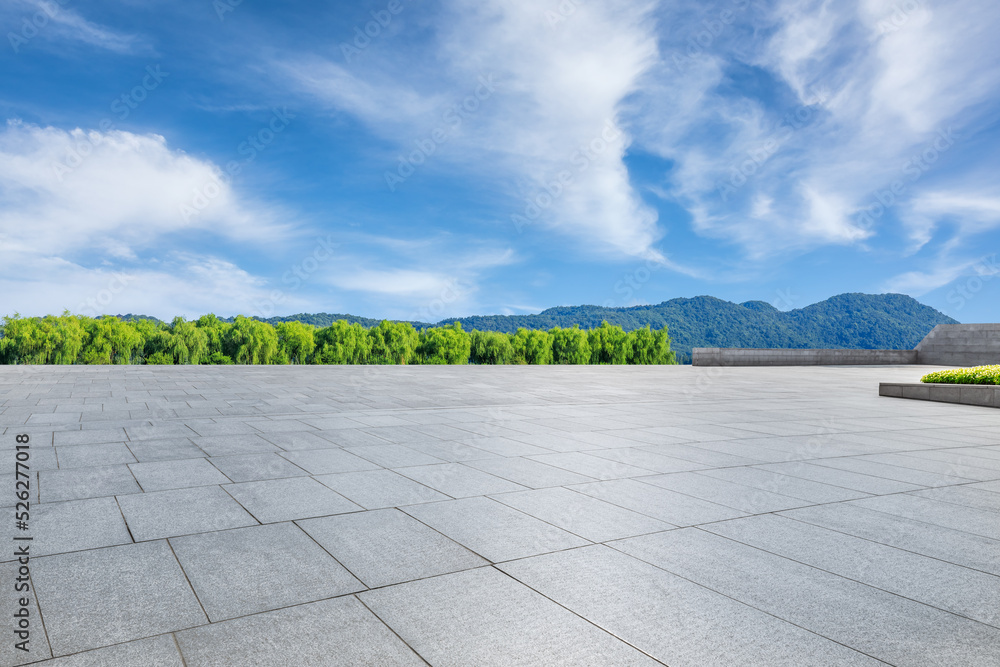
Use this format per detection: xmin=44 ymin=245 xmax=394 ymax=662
xmin=692 ymin=348 xmax=918 ymax=366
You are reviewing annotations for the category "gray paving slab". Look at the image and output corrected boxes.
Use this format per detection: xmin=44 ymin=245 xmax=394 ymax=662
xmin=569 ymin=478 xmax=747 ymax=525
xmin=526 ymin=451 xmax=656 ymax=479
xmin=696 ymin=466 xmax=872 ymax=503
xmin=117 ymin=485 xmax=258 ymax=540
xmin=395 ymin=462 xmax=528 ymax=497
xmin=170 ymin=522 xmax=363 ymax=621
xmin=490 ymin=487 xmax=672 ymax=542
xmin=206 ymin=452 xmax=309 ymax=481
xmin=313 ymin=469 xmax=449 ymax=509
xmin=39 ymin=465 xmax=142 ymax=503
xmin=344 ymin=443 xmax=445 ymax=468
xmin=52 ymin=428 xmax=127 ymax=446
xmin=299 ymin=508 xmax=486 ymax=587
xmin=55 ymin=443 xmax=136 ymax=469
xmin=279 ymin=447 xmax=381 ymax=474
xmin=810 ymin=456 xmax=976 ymax=487
xmin=27 ymin=635 xmax=183 ymax=666
xmin=188 ymin=433 xmax=279 ymax=457
xmin=586 ymin=447 xmax=709 ymax=473
xmin=499 ymin=545 xmax=881 ymax=666
xmin=0 ymin=497 xmax=131 ymax=561
xmin=175 ymin=596 xmax=425 ymax=665
xmin=463 ymin=455 xmax=596 ymax=488
xmin=259 ymin=430 xmax=343 ymax=450
xmin=125 ymin=438 xmax=206 ymax=462
xmin=704 ymin=513 xmax=1000 ymax=627
xmin=848 ymin=493 xmax=1000 ymax=540
xmin=402 ymin=497 xmax=589 ymax=562
xmin=909 ymin=485 xmax=1000 ymax=513
xmin=33 ymin=540 xmax=206 ymax=656
xmin=223 ymin=476 xmax=361 ymax=523
xmin=639 ymin=471 xmax=813 ymax=513
xmin=128 ymin=457 xmax=231 ymax=491
xmin=360 ymin=566 xmax=661 ymax=666
xmin=753 ymin=460 xmax=923 ymax=494
xmin=614 ymin=528 xmax=1000 ymax=666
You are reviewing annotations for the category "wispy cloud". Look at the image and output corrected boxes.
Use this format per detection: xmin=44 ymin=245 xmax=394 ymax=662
xmin=8 ymin=0 xmax=153 ymax=55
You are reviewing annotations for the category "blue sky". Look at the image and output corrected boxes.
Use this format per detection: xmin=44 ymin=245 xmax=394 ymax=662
xmin=1 ymin=0 xmax=999 ymax=323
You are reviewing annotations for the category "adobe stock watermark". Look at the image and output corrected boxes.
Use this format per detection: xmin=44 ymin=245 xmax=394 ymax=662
xmin=544 ymin=0 xmax=584 ymax=29
xmin=668 ymin=0 xmax=752 ymax=72
xmin=716 ymin=93 xmax=827 ymax=202
xmin=946 ymin=254 xmax=998 ymax=312
xmin=409 ymin=278 xmax=472 ymax=324
xmin=341 ymin=0 xmax=414 ymax=63
xmin=77 ymin=272 xmax=132 ymax=317
xmin=213 ymin=0 xmax=244 ymax=21
xmin=511 ymin=119 xmax=622 ymax=233
xmin=250 ymin=235 xmax=337 ymax=318
xmin=856 ymin=126 xmax=957 ymax=230
xmin=384 ymin=75 xmax=496 ymax=192
xmin=605 ymin=258 xmax=666 ymax=306
xmin=877 ymin=0 xmax=923 ymax=34
xmin=51 ymin=65 xmax=169 ymax=181
xmin=8 ymin=0 xmax=71 ymax=53
xmin=772 ymin=288 xmax=798 ymax=310
xmin=179 ymin=107 xmax=295 ymax=222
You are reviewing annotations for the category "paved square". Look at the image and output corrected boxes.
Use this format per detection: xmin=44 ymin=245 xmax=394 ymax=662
xmin=3 ymin=364 xmax=1000 ymax=665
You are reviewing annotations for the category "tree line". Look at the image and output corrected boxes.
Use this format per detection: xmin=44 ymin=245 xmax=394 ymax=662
xmin=0 ymin=314 xmax=676 ymax=365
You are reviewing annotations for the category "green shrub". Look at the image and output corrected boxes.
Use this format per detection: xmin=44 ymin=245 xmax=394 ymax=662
xmin=368 ymin=321 xmax=419 ymax=364
xmin=921 ymin=365 xmax=1000 ymax=385
xmin=223 ymin=316 xmax=279 ymax=364
xmin=275 ymin=321 xmax=316 ymax=364
xmin=627 ymin=325 xmax=677 ymax=365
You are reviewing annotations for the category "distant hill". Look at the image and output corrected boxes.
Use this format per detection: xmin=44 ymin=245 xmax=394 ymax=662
xmin=116 ymin=293 xmax=958 ymax=364
xmin=440 ymin=293 xmax=957 ymax=362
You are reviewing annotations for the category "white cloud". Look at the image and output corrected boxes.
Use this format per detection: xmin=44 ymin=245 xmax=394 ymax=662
xmin=8 ymin=0 xmax=152 ymax=55
xmin=0 ymin=121 xmax=296 ymax=317
xmin=282 ymin=0 xmax=664 ymax=261
xmin=636 ymin=0 xmax=1000 ymax=258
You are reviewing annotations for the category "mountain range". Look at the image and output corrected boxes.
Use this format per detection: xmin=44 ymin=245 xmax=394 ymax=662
xmin=122 ymin=292 xmax=957 ymax=364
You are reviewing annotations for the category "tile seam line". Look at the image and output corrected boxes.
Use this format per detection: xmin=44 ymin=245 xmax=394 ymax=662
xmin=692 ymin=524 xmax=1000 ymax=631
xmin=600 ymin=540 xmax=895 ymax=666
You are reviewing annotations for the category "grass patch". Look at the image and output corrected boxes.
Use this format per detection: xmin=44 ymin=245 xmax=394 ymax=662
xmin=921 ymin=365 xmax=1000 ymax=385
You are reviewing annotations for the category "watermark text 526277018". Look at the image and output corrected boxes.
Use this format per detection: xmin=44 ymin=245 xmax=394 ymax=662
xmin=12 ymin=434 xmax=33 ymax=655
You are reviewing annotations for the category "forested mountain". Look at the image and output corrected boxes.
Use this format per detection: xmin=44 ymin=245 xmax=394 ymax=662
xmin=117 ymin=293 xmax=957 ymax=363
xmin=443 ymin=293 xmax=957 ymax=362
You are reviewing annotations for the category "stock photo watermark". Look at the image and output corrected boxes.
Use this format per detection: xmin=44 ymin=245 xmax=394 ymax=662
xmin=250 ymin=235 xmax=338 ymax=318
xmin=8 ymin=0 xmax=71 ymax=53
xmin=668 ymin=0 xmax=753 ymax=72
xmin=946 ymin=254 xmax=998 ymax=312
xmin=340 ymin=0 xmax=414 ymax=63
xmin=384 ymin=75 xmax=496 ymax=192
xmin=179 ymin=107 xmax=295 ymax=221
xmin=877 ymin=0 xmax=923 ymax=35
xmin=52 ymin=65 xmax=170 ymax=181
xmin=856 ymin=126 xmax=957 ymax=230
xmin=511 ymin=119 xmax=622 ymax=233
xmin=716 ymin=93 xmax=827 ymax=202
xmin=77 ymin=272 xmax=133 ymax=317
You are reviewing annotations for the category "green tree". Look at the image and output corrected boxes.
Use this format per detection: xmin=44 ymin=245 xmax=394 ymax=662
xmin=626 ymin=325 xmax=676 ymax=365
xmin=170 ymin=318 xmax=209 ymax=364
xmin=550 ymin=325 xmax=590 ymax=364
xmin=417 ymin=323 xmax=471 ymax=364
xmin=469 ymin=330 xmax=514 ymax=364
xmin=223 ymin=316 xmax=279 ymax=364
xmin=195 ymin=314 xmax=230 ymax=360
xmin=79 ymin=317 xmax=144 ymax=365
xmin=368 ymin=321 xmax=418 ymax=364
xmin=512 ymin=328 xmax=553 ymax=365
xmin=0 ymin=314 xmax=46 ymax=364
xmin=588 ymin=320 xmax=629 ymax=364
xmin=314 ymin=321 xmax=372 ymax=364
xmin=275 ymin=321 xmax=316 ymax=364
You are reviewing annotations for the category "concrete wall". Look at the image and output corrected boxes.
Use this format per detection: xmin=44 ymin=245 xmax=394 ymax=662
xmin=692 ymin=348 xmax=918 ymax=367
xmin=916 ymin=324 xmax=1000 ymax=367
xmin=880 ymin=382 xmax=1000 ymax=408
